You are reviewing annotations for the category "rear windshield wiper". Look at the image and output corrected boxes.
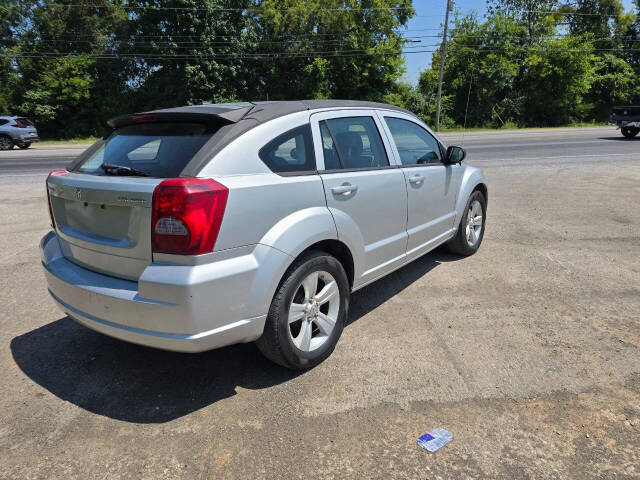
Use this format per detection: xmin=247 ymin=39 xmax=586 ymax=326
xmin=100 ymin=163 xmax=149 ymax=177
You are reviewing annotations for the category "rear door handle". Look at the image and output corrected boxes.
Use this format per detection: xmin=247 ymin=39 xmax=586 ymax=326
xmin=331 ymin=183 xmax=358 ymax=195
xmin=408 ymin=174 xmax=424 ymax=185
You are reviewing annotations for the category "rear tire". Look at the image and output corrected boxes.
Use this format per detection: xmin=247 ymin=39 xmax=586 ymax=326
xmin=17 ymin=143 xmax=30 ymax=149
xmin=0 ymin=135 xmax=14 ymax=150
xmin=256 ymin=250 xmax=349 ymax=370
xmin=445 ymin=190 xmax=487 ymax=256
xmin=621 ymin=127 xmax=639 ymax=138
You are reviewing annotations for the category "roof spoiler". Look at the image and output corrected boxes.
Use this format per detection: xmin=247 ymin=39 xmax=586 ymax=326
xmin=107 ymin=105 xmax=253 ymax=129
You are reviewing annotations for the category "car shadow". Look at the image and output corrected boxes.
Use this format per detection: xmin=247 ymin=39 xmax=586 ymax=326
xmin=10 ymin=248 xmax=458 ymax=423
xmin=598 ymin=136 xmax=640 ymax=141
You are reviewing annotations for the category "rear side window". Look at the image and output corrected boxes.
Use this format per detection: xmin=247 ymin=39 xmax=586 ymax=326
xmin=384 ymin=117 xmax=442 ymax=166
xmin=0 ymin=119 xmax=8 ymax=126
xmin=259 ymin=124 xmax=316 ymax=174
xmin=73 ymin=122 xmax=215 ymax=177
xmin=319 ymin=116 xmax=389 ymax=170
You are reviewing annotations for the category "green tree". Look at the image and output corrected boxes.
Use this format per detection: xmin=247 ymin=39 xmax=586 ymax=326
xmin=0 ymin=1 xmax=26 ymax=114
xmin=124 ymin=0 xmax=256 ymax=110
xmin=586 ymin=53 xmax=639 ymax=120
xmin=520 ymin=34 xmax=595 ymax=125
xmin=487 ymin=0 xmax=561 ymax=40
xmin=252 ymin=0 xmax=414 ymax=101
xmin=19 ymin=56 xmax=94 ymax=126
xmin=11 ymin=0 xmax=129 ymax=136
xmin=418 ymin=13 xmax=526 ymax=128
xmin=563 ymin=0 xmax=639 ymax=119
xmin=418 ymin=11 xmax=597 ymax=128
xmin=565 ymin=0 xmax=627 ymax=47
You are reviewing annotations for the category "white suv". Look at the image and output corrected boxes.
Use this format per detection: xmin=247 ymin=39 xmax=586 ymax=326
xmin=41 ymin=100 xmax=487 ymax=369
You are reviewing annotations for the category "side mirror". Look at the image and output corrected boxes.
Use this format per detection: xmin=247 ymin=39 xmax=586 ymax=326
xmin=445 ymin=146 xmax=466 ymax=164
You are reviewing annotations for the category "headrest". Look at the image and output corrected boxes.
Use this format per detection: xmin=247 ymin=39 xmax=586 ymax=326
xmin=335 ymin=131 xmax=363 ymax=157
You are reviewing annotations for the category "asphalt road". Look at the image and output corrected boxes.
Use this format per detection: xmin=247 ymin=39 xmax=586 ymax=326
xmin=0 ymin=126 xmax=638 ymax=178
xmin=0 ymin=144 xmax=87 ymax=177
xmin=1 ymin=126 xmax=639 ymax=479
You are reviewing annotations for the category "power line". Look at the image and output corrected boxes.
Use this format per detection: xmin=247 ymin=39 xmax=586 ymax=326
xmin=5 ymin=50 xmax=442 ymax=61
xmin=35 ymin=3 xmax=426 ymax=14
xmin=27 ymin=32 xmax=638 ymax=45
xmin=30 ymin=3 xmax=634 ymax=18
xmin=498 ymin=8 xmax=631 ymax=18
xmin=6 ymin=46 xmax=639 ymax=61
xmin=25 ymin=35 xmax=437 ymax=45
xmin=39 ymin=28 xmax=446 ymax=39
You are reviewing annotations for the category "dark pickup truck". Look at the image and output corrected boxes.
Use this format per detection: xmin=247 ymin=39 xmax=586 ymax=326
xmin=611 ymin=106 xmax=640 ymax=138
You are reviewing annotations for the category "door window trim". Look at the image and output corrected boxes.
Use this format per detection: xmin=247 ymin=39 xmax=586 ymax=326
xmin=318 ymin=165 xmax=399 ymax=175
xmin=310 ymin=109 xmax=402 ymax=171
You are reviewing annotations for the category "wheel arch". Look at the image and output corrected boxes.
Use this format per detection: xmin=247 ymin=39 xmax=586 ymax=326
xmin=473 ymin=182 xmax=488 ymax=206
xmin=454 ymin=166 xmax=488 ymax=226
xmin=296 ymin=239 xmax=355 ymax=289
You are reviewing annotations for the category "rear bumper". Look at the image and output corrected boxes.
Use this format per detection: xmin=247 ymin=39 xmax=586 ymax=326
xmin=40 ymin=231 xmax=290 ymax=352
xmin=14 ymin=135 xmax=39 ymax=144
xmin=48 ymin=290 xmax=265 ymax=352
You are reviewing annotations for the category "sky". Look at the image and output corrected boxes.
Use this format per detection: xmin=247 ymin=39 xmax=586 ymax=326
xmin=401 ymin=0 xmax=637 ymax=85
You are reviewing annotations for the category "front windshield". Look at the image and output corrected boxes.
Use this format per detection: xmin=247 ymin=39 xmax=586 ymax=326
xmin=74 ymin=122 xmax=215 ymax=177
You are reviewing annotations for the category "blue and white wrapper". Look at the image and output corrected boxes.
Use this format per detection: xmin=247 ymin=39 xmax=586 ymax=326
xmin=417 ymin=428 xmax=453 ymax=452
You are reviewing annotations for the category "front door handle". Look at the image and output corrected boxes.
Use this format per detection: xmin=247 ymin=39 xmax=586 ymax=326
xmin=331 ymin=183 xmax=358 ymax=195
xmin=408 ymin=174 xmax=424 ymax=185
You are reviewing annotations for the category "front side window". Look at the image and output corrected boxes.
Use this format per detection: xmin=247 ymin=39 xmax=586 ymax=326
xmin=259 ymin=124 xmax=315 ymax=174
xmin=384 ymin=117 xmax=442 ymax=166
xmin=73 ymin=122 xmax=215 ymax=177
xmin=320 ymin=116 xmax=389 ymax=170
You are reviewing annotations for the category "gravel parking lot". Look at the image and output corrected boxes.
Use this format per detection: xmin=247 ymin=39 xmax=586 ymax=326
xmin=1 ymin=127 xmax=639 ymax=479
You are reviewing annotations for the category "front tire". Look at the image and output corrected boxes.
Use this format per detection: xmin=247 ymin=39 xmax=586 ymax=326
xmin=17 ymin=143 xmax=31 ymax=149
xmin=0 ymin=135 xmax=14 ymax=150
xmin=445 ymin=190 xmax=487 ymax=256
xmin=256 ymin=250 xmax=349 ymax=370
xmin=621 ymin=127 xmax=639 ymax=138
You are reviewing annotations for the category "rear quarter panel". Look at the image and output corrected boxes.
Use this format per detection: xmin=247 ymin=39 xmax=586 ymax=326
xmin=212 ymin=173 xmax=335 ymax=253
xmin=195 ymin=112 xmax=341 ymax=320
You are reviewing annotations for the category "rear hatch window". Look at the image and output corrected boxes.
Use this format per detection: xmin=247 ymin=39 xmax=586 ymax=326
xmin=72 ymin=122 xmax=215 ymax=178
xmin=15 ymin=117 xmax=34 ymax=127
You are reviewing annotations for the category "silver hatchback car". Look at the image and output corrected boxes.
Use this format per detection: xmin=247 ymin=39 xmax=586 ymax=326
xmin=41 ymin=100 xmax=487 ymax=369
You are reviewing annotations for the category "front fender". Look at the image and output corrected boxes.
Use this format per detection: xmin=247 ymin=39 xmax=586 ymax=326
xmin=454 ymin=165 xmax=488 ymax=227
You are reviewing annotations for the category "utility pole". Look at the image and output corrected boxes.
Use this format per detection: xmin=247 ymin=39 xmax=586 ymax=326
xmin=435 ymin=0 xmax=452 ymax=132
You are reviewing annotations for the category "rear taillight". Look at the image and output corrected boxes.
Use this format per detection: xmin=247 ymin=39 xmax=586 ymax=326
xmin=151 ymin=178 xmax=228 ymax=255
xmin=46 ymin=170 xmax=67 ymax=228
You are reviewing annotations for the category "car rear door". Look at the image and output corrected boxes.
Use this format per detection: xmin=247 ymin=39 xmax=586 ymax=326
xmin=310 ymin=110 xmax=407 ymax=288
xmin=378 ymin=112 xmax=462 ymax=260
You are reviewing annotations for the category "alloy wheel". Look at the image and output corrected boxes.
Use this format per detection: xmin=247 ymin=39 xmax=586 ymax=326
xmin=288 ymin=270 xmax=340 ymax=352
xmin=465 ymin=199 xmax=483 ymax=247
xmin=0 ymin=136 xmax=12 ymax=150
